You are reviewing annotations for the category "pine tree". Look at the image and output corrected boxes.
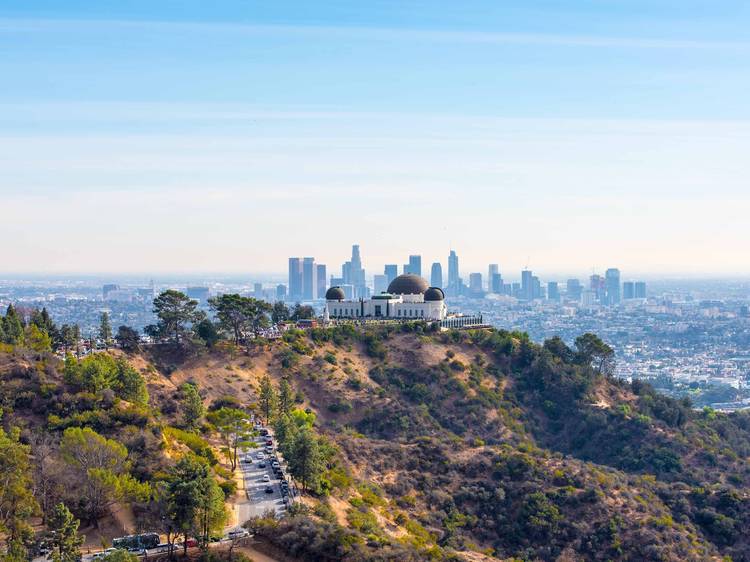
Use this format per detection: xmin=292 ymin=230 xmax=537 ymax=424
xmin=278 ymin=378 xmax=294 ymax=416
xmin=48 ymin=503 xmax=84 ymax=562
xmin=3 ymin=304 xmax=24 ymax=345
xmin=181 ymin=383 xmax=205 ymax=430
xmin=287 ymin=427 xmax=323 ymax=492
xmin=258 ymin=375 xmax=277 ymax=424
xmin=99 ymin=312 xmax=112 ymax=348
xmin=0 ymin=424 xmax=39 ymax=556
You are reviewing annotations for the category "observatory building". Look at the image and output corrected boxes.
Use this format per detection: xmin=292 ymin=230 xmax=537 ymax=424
xmin=324 ymin=273 xmax=448 ymax=321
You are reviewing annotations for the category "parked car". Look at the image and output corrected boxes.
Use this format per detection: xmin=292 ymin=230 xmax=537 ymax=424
xmin=176 ymin=539 xmax=198 ymax=549
xmin=227 ymin=528 xmax=250 ymax=540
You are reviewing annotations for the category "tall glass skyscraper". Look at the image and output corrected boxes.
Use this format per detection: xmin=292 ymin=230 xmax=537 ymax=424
xmin=430 ymin=262 xmax=443 ymax=288
xmin=384 ymin=264 xmax=398 ymax=284
xmin=288 ymin=257 xmax=303 ymax=300
xmin=302 ymin=257 xmax=317 ymax=300
xmin=605 ymin=268 xmax=621 ymax=305
xmin=406 ymin=255 xmax=422 ymax=277
xmin=447 ymin=250 xmax=459 ymax=291
xmin=521 ymin=269 xmax=534 ymax=300
xmin=488 ymin=264 xmax=499 ymax=292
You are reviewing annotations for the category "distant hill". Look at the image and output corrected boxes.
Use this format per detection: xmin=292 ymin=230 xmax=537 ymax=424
xmin=2 ymin=324 xmax=750 ymax=561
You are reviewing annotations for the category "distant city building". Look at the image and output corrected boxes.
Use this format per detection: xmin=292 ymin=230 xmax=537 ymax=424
xmin=430 ymin=262 xmax=443 ymax=288
xmin=590 ymin=274 xmax=606 ymax=304
xmin=623 ymin=281 xmax=635 ymax=300
xmin=288 ymin=257 xmax=303 ymax=300
xmin=342 ymin=245 xmax=366 ymax=297
xmin=566 ymin=279 xmax=582 ymax=301
xmin=340 ymin=284 xmax=355 ymax=300
xmin=316 ymin=264 xmax=327 ymax=299
xmin=547 ymin=281 xmax=560 ymax=301
xmin=302 ymin=257 xmax=317 ymax=300
xmin=373 ymin=274 xmax=388 ymax=295
xmin=136 ymin=287 xmax=154 ymax=301
xmin=488 ymin=264 xmax=499 ymax=292
xmin=532 ymin=276 xmax=542 ymax=300
xmin=102 ymin=284 xmax=120 ymax=300
xmin=447 ymin=250 xmax=460 ymax=295
xmin=469 ymin=272 xmax=483 ymax=295
xmin=491 ymin=273 xmax=504 ymax=294
xmin=582 ymin=289 xmax=598 ymax=307
xmin=186 ymin=286 xmax=209 ymax=304
xmin=276 ymin=284 xmax=287 ymax=300
xmin=511 ymin=282 xmax=522 ymax=299
xmin=634 ymin=281 xmax=647 ymax=299
xmin=384 ymin=264 xmax=398 ymax=285
xmin=521 ymin=270 xmax=534 ymax=300
xmin=404 ymin=255 xmax=422 ymax=277
xmin=105 ymin=289 xmax=134 ymax=303
xmin=605 ymin=268 xmax=621 ymax=305
xmin=253 ymin=283 xmax=263 ymax=297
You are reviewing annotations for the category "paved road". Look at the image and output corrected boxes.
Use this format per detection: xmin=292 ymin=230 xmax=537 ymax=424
xmin=237 ymin=435 xmax=288 ymax=523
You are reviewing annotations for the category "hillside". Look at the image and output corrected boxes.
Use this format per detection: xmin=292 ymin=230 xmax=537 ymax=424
xmin=3 ymin=325 xmax=750 ymax=561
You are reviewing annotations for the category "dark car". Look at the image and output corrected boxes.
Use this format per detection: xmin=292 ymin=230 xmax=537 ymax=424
xmin=264 ymin=486 xmax=274 ymax=494
xmin=258 ymin=462 xmax=266 ymax=468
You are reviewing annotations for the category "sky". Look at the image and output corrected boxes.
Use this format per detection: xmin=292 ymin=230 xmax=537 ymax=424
xmin=1 ymin=1 xmax=749 ymax=278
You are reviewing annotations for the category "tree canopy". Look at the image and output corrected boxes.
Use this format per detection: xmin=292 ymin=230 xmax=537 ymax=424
xmin=152 ymin=290 xmax=200 ymax=344
xmin=59 ymin=427 xmax=149 ymax=522
xmin=209 ymin=294 xmax=271 ymax=345
xmin=0 ymin=424 xmax=39 ymax=557
xmin=207 ymin=407 xmax=253 ymax=471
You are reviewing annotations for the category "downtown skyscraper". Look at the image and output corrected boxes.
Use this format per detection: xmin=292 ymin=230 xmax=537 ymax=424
xmin=605 ymin=268 xmax=621 ymax=305
xmin=447 ymin=249 xmax=460 ymax=295
xmin=288 ymin=257 xmax=303 ymax=300
xmin=405 ymin=255 xmax=422 ymax=277
xmin=342 ymin=244 xmax=367 ymax=298
xmin=430 ymin=262 xmax=443 ymax=288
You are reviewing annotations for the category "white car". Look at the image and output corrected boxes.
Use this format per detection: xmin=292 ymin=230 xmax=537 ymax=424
xmin=262 ymin=474 xmax=270 ymax=482
xmin=256 ymin=452 xmax=265 ymax=460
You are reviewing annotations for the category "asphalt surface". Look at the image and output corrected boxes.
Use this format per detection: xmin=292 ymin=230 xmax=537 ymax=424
xmin=237 ymin=434 xmax=288 ymax=522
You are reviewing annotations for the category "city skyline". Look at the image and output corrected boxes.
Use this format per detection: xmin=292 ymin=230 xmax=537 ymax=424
xmin=1 ymin=1 xmax=749 ymax=275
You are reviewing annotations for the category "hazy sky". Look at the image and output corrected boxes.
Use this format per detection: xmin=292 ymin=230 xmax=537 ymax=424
xmin=1 ymin=1 xmax=749 ymax=278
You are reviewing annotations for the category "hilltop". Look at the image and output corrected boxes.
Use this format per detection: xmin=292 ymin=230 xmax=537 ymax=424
xmin=3 ymin=324 xmax=750 ymax=561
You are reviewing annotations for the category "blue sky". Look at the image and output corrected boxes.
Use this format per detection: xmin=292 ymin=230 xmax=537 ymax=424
xmin=1 ymin=1 xmax=749 ymax=276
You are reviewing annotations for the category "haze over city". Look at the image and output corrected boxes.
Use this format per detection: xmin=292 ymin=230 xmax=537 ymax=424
xmin=2 ymin=1 xmax=749 ymax=275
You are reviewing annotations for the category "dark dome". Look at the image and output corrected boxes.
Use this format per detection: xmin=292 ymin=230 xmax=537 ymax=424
xmin=424 ymin=287 xmax=445 ymax=301
xmin=387 ymin=274 xmax=429 ymax=295
xmin=325 ymin=286 xmax=346 ymax=300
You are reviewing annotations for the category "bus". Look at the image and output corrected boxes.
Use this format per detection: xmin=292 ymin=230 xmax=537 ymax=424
xmin=112 ymin=533 xmax=160 ymax=551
